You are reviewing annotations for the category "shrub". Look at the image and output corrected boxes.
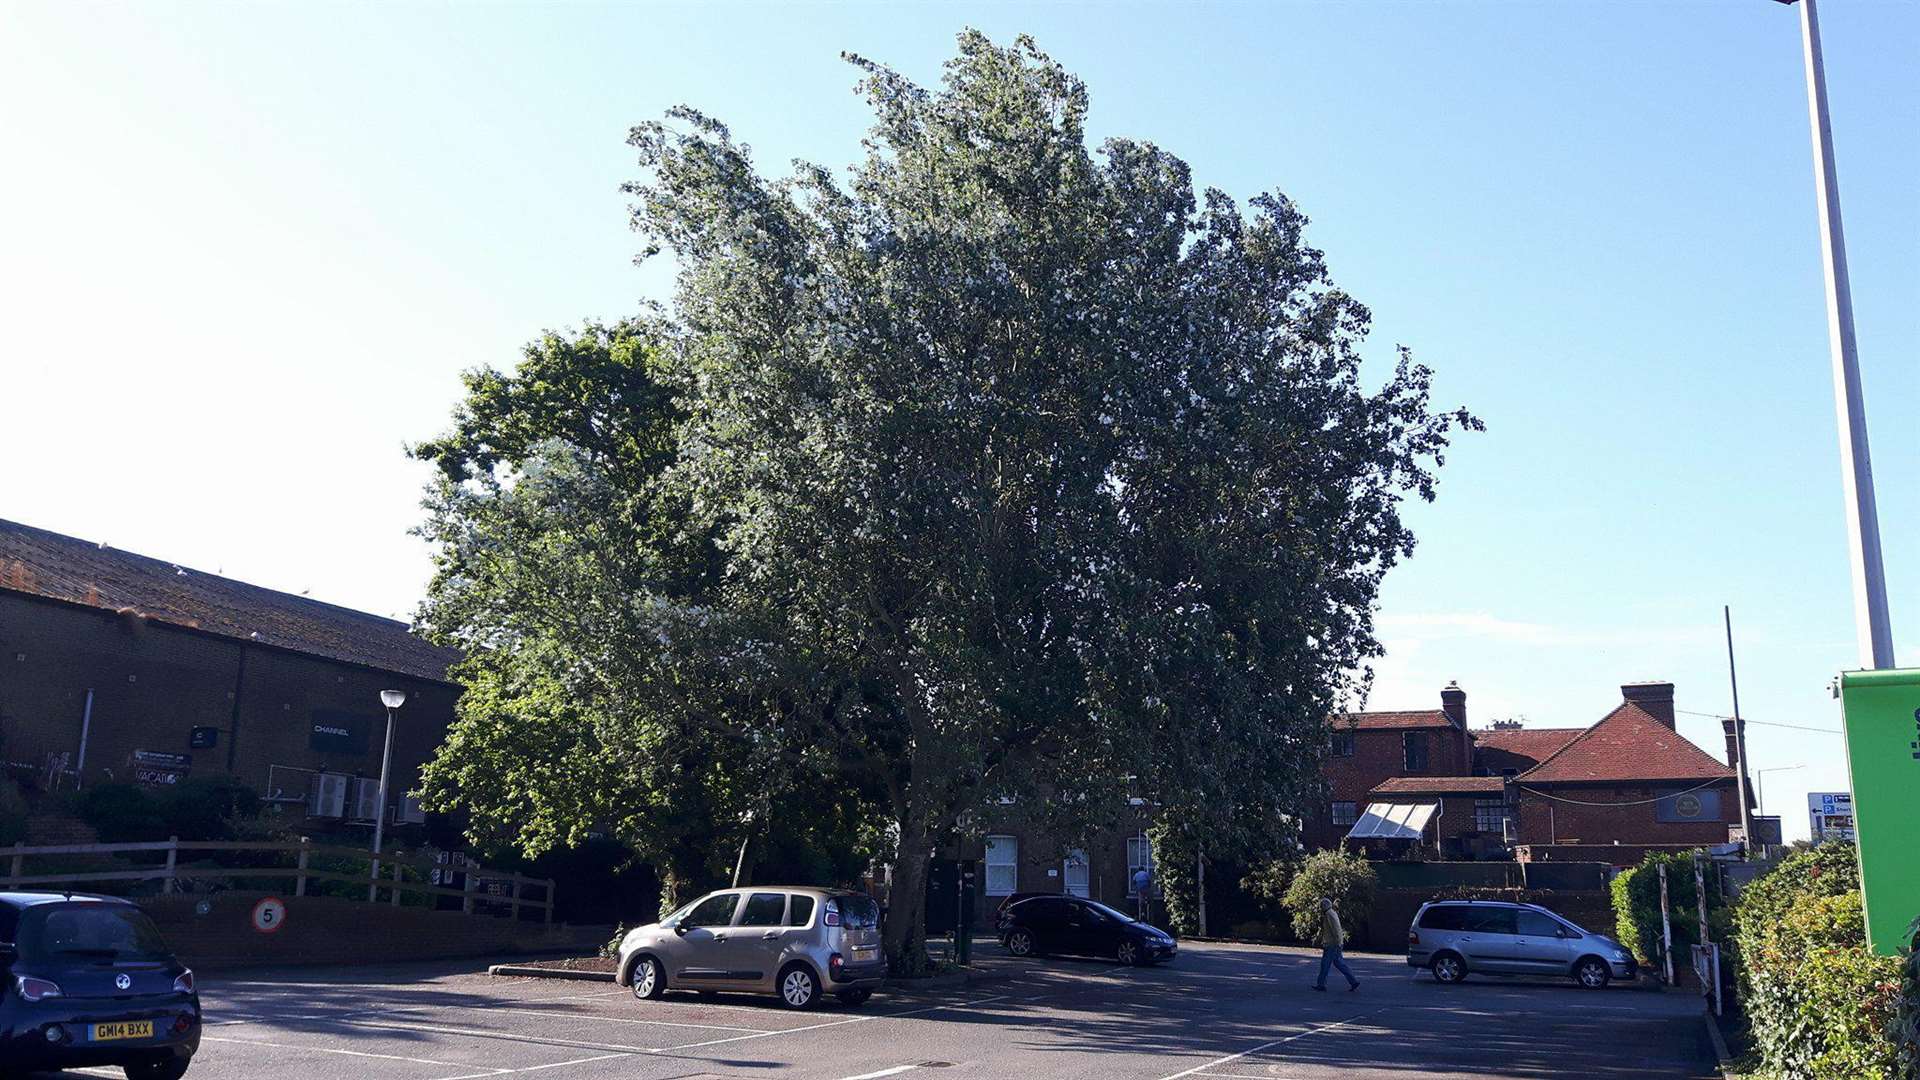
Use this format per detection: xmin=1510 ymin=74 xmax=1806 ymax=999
xmin=1897 ymin=916 xmax=1920 ymax=1079
xmin=1609 ymin=850 xmax=1730 ymax=975
xmin=601 ymin=924 xmax=628 ymax=960
xmin=1735 ymin=842 xmax=1909 ymax=1079
xmin=158 ymin=776 xmax=261 ymax=841
xmin=1281 ymin=849 xmax=1375 ymax=943
xmin=76 ymin=784 xmax=168 ymax=843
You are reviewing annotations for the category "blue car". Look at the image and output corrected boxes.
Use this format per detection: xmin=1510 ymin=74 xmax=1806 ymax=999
xmin=0 ymin=891 xmax=200 ymax=1079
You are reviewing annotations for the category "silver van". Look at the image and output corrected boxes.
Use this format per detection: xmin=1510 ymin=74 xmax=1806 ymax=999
xmin=613 ymin=887 xmax=886 ymax=1009
xmin=1406 ymin=900 xmax=1637 ymax=989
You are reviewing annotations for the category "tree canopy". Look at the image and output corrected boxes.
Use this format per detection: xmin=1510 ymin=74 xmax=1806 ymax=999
xmin=414 ymin=31 xmax=1477 ymax=971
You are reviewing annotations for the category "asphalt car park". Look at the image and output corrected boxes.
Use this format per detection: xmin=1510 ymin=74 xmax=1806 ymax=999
xmin=14 ymin=941 xmax=1719 ymax=1080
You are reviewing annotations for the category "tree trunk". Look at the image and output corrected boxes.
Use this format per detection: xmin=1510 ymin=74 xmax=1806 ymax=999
xmin=884 ymin=822 xmax=934 ymax=976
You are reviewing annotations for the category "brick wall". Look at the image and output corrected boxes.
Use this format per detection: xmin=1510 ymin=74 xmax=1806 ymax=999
xmin=1306 ymin=725 xmax=1469 ymax=849
xmin=139 ymin=890 xmax=604 ymax=970
xmin=1510 ymin=780 xmax=1738 ymax=847
xmin=0 ymin=591 xmax=456 ymax=836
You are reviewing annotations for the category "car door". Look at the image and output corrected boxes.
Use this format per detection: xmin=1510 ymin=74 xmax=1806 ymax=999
xmin=663 ymin=892 xmax=741 ymax=987
xmin=1513 ymin=909 xmax=1576 ymax=975
xmin=727 ymin=891 xmax=793 ymax=989
xmin=1461 ymin=906 xmax=1523 ymax=973
xmin=1060 ymin=900 xmax=1105 ymax=957
xmin=1023 ymin=898 xmax=1069 ymax=952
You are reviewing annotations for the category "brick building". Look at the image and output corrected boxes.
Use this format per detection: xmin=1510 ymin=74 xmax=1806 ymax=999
xmin=1305 ymin=682 xmax=1473 ymax=850
xmin=0 ymin=518 xmax=460 ymax=839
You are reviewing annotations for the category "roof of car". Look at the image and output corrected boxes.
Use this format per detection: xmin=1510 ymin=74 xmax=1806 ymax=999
xmin=0 ymin=890 xmax=134 ymax=909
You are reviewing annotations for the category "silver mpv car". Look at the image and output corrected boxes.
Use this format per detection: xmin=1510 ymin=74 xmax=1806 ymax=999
xmin=614 ymin=887 xmax=887 ymax=1009
xmin=1407 ymin=900 xmax=1637 ymax=989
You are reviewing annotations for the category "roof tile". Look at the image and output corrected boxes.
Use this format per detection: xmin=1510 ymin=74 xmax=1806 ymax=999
xmin=1516 ymin=703 xmax=1733 ymax=784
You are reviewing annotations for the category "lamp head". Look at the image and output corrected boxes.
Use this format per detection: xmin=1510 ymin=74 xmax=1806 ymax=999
xmin=380 ymin=689 xmax=407 ymax=710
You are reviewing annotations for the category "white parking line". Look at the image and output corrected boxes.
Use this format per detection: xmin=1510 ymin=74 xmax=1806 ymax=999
xmin=199 ymin=1033 xmax=509 ymax=1072
xmin=656 ymin=993 xmax=1010 ymax=1052
xmin=835 ymin=1066 xmax=923 ymax=1080
xmin=429 ymin=1051 xmax=632 ymax=1080
xmin=1153 ymin=1009 xmax=1388 ymax=1080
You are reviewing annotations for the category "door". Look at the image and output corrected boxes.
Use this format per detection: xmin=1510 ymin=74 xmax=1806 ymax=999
xmin=1460 ymin=906 xmax=1523 ymax=973
xmin=1060 ymin=900 xmax=1105 ymax=956
xmin=659 ymin=892 xmax=740 ymax=987
xmin=1063 ymin=850 xmax=1090 ymax=897
xmin=1512 ymin=909 xmax=1576 ymax=975
xmin=1021 ymin=897 xmax=1069 ymax=952
xmin=728 ymin=891 xmax=793 ymax=989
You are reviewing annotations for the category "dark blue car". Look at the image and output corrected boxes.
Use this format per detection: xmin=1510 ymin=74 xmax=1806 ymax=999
xmin=0 ymin=891 xmax=200 ymax=1079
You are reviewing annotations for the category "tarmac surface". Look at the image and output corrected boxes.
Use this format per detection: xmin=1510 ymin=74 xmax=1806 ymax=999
xmin=32 ymin=941 xmax=1718 ymax=1079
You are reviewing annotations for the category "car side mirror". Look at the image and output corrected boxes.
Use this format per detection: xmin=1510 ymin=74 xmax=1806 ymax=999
xmin=0 ymin=942 xmax=15 ymax=966
xmin=1556 ymin=929 xmax=1575 ymax=939
xmin=673 ymin=924 xmax=691 ymax=935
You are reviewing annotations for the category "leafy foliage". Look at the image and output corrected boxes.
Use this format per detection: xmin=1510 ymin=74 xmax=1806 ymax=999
xmin=74 ymin=779 xmax=264 ymax=844
xmin=0 ymin=780 xmax=26 ymax=846
xmin=1609 ymin=850 xmax=1732 ymax=974
xmin=1281 ymin=849 xmax=1376 ymax=942
xmin=1734 ymin=843 xmax=1908 ymax=1079
xmin=418 ymin=32 xmax=1474 ymax=972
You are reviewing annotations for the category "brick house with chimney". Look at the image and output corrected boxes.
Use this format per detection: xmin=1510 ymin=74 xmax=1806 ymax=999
xmin=1321 ymin=680 xmax=1746 ymax=859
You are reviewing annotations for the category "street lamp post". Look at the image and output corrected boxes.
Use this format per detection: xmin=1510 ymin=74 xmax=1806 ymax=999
xmin=1756 ymin=764 xmax=1806 ymax=819
xmin=1773 ymin=0 xmax=1895 ymax=670
xmin=370 ymin=689 xmax=406 ymax=901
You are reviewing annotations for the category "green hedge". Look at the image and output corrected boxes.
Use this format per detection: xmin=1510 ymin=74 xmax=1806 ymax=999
xmin=1609 ymin=850 xmax=1731 ymax=975
xmin=1279 ymin=849 xmax=1375 ymax=943
xmin=1733 ymin=842 xmax=1912 ymax=1079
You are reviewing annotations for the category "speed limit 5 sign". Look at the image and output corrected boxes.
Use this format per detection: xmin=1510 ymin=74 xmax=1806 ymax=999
xmin=251 ymin=896 xmax=287 ymax=934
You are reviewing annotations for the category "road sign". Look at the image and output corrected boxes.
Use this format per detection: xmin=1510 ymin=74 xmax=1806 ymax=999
xmin=1807 ymin=791 xmax=1855 ymax=842
xmin=251 ymin=897 xmax=287 ymax=934
xmin=1837 ymin=669 xmax=1920 ymax=955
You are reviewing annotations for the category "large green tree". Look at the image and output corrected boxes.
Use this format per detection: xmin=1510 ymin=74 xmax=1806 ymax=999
xmin=606 ymin=33 xmax=1478 ymax=970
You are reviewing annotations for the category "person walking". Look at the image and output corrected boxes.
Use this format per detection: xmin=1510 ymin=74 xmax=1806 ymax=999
xmin=1312 ymin=897 xmax=1360 ymax=992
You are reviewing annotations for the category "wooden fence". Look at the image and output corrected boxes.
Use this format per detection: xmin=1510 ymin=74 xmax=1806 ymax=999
xmin=1 ymin=838 xmax=556 ymax=923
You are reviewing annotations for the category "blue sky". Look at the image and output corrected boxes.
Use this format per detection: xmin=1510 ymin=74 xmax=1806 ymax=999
xmin=3 ymin=2 xmax=1913 ymax=841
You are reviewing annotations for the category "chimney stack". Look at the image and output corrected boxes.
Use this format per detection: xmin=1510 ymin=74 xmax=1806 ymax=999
xmin=1441 ymin=681 xmax=1467 ymax=729
xmin=1621 ymin=681 xmax=1676 ymax=729
xmin=1491 ymin=719 xmax=1523 ymax=730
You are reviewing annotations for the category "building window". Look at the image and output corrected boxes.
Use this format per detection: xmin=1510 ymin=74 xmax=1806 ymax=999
xmin=1403 ymin=732 xmax=1429 ymax=771
xmin=1126 ymin=836 xmax=1154 ymax=896
xmin=1332 ymin=731 xmax=1355 ymax=757
xmin=1474 ymin=798 xmax=1509 ymax=834
xmin=1330 ymin=801 xmax=1358 ymax=827
xmin=984 ymin=835 xmax=1018 ymax=896
xmin=1063 ymin=849 xmax=1090 ymax=897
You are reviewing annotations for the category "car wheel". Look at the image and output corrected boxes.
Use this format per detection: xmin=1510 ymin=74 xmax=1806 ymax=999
xmin=628 ymin=955 xmax=666 ymax=1000
xmin=1115 ymin=939 xmax=1139 ymax=966
xmin=778 ymin=963 xmax=820 ymax=1009
xmin=836 ymin=988 xmax=873 ymax=1006
xmin=1574 ymin=957 xmax=1612 ymax=990
xmin=124 ymin=1057 xmax=191 ymax=1080
xmin=1006 ymin=929 xmax=1036 ymax=957
xmin=1431 ymin=952 xmax=1467 ymax=984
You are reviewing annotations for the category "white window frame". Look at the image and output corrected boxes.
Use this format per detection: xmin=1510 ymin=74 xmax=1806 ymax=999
xmin=1126 ymin=836 xmax=1154 ymax=897
xmin=1063 ymin=848 xmax=1090 ymax=897
xmin=1473 ymin=798 xmax=1509 ymax=833
xmin=984 ymin=835 xmax=1018 ymax=896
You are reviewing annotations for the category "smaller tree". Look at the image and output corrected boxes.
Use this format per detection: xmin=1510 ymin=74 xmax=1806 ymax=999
xmin=1282 ymin=849 xmax=1376 ymax=942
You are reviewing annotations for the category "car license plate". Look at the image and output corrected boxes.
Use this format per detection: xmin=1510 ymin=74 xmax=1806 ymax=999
xmin=853 ymin=946 xmax=878 ymax=960
xmin=91 ymin=1020 xmax=153 ymax=1041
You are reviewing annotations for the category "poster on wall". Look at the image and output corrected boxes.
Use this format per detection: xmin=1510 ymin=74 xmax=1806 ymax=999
xmin=131 ymin=749 xmax=190 ymax=787
xmin=308 ymin=709 xmax=372 ymax=755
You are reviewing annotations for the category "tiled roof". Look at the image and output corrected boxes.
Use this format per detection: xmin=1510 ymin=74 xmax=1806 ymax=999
xmin=1471 ymin=727 xmax=1583 ymax=762
xmin=0 ymin=518 xmax=459 ymax=683
xmin=1370 ymin=776 xmax=1507 ymax=795
xmin=1516 ymin=703 xmax=1733 ymax=785
xmin=1336 ymin=709 xmax=1455 ymax=731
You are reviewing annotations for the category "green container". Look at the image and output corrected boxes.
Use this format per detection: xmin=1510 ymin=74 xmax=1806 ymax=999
xmin=1837 ymin=667 xmax=1920 ymax=956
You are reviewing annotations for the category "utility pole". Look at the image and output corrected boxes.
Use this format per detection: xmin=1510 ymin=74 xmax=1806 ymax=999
xmin=1724 ymin=607 xmax=1755 ymax=855
xmin=1775 ymin=0 xmax=1895 ymax=669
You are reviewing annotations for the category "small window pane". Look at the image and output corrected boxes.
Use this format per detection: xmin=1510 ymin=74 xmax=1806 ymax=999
xmin=786 ymin=895 xmax=815 ymax=927
xmin=1403 ymin=732 xmax=1429 ymax=771
xmin=740 ymin=893 xmax=786 ymax=927
xmin=1333 ymin=732 xmax=1355 ymax=757
xmin=1418 ymin=906 xmax=1464 ymax=931
xmin=682 ymin=893 xmax=739 ymax=928
xmin=1330 ymin=802 xmax=1358 ymax=826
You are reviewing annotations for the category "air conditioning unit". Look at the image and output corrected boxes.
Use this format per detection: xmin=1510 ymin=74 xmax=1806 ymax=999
xmin=309 ymin=772 xmax=349 ymax=818
xmin=351 ymin=777 xmax=381 ymax=822
xmin=398 ymin=794 xmax=427 ymax=825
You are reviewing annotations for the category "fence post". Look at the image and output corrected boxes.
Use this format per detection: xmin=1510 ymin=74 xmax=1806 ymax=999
xmin=544 ymin=878 xmax=554 ymax=925
xmin=510 ymin=875 xmax=522 ymax=922
xmin=391 ymin=860 xmax=403 ymax=907
xmin=295 ymin=838 xmax=310 ymax=898
xmin=8 ymin=842 xmax=22 ymax=887
xmin=1657 ymin=863 xmax=1674 ymax=985
xmin=163 ymin=836 xmax=179 ymax=894
xmin=461 ymin=858 xmax=475 ymax=915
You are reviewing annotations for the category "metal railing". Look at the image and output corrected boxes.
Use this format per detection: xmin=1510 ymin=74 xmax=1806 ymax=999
xmin=1 ymin=838 xmax=556 ymax=923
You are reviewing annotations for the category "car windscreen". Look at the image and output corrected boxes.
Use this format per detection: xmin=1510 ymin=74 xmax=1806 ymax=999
xmin=832 ymin=895 xmax=881 ymax=929
xmin=1081 ymin=900 xmax=1138 ymax=924
xmin=19 ymin=904 xmax=171 ymax=961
